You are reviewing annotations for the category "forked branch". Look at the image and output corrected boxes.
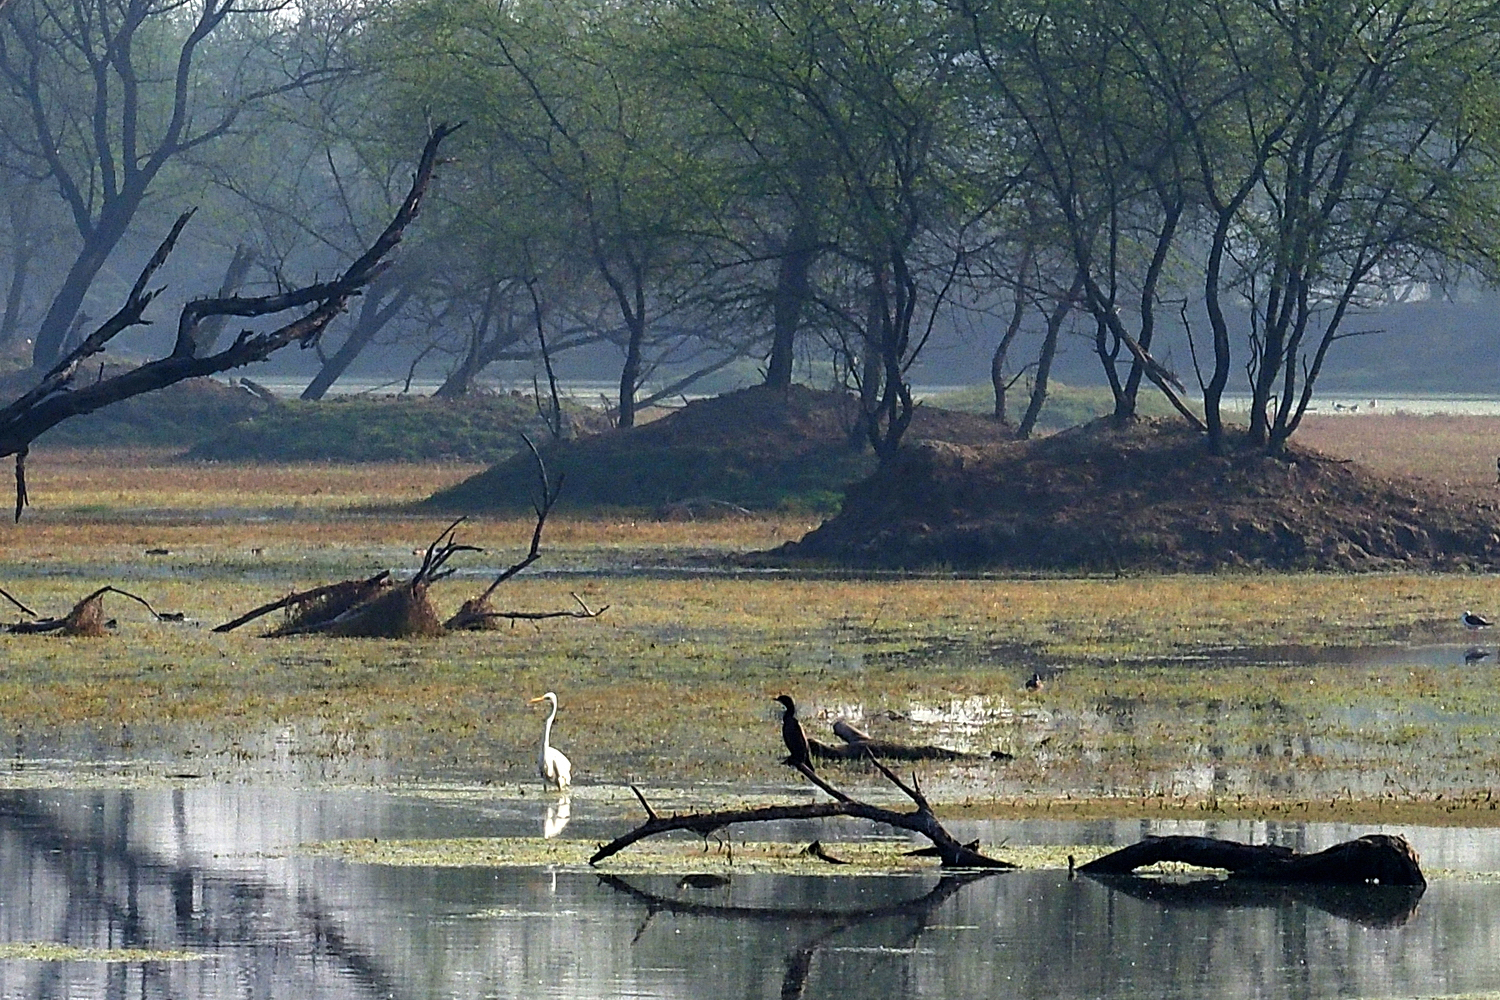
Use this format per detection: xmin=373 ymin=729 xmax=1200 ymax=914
xmin=0 ymin=123 xmax=461 ymax=519
xmin=589 ymin=759 xmax=1014 ymax=869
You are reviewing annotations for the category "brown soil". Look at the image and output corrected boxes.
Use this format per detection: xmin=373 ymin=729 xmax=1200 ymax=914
xmin=771 ymin=417 xmax=1500 ymax=572
xmin=429 ymin=384 xmax=1008 ymax=514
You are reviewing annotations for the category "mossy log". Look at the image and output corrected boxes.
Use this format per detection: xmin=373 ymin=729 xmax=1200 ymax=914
xmin=1077 ymin=833 xmax=1424 ymax=886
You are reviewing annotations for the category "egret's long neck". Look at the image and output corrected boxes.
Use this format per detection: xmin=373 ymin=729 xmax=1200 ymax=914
xmin=541 ymin=703 xmax=556 ymax=755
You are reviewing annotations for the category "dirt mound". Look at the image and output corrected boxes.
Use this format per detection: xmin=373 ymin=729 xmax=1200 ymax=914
xmin=427 ymin=384 xmax=1008 ymax=514
xmin=771 ymin=418 xmax=1500 ymax=571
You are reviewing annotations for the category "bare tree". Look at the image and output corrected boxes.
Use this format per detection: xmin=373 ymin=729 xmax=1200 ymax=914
xmin=0 ymin=125 xmax=458 ymax=518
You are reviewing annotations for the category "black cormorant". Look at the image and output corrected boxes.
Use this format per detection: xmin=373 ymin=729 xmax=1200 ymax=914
xmin=774 ymin=694 xmax=813 ymax=770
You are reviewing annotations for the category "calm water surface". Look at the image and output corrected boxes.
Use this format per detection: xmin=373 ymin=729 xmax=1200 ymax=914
xmin=2 ymin=782 xmax=1499 ymax=1000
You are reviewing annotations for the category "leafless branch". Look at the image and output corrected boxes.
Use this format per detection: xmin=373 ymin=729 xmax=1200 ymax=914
xmin=0 ymin=124 xmax=461 ymax=520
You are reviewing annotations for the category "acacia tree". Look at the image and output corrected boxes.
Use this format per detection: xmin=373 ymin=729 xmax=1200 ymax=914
xmin=965 ymin=0 xmax=1208 ymax=432
xmin=388 ymin=0 xmax=719 ymax=428
xmin=0 ymin=0 xmax=346 ymax=371
xmin=665 ymin=0 xmax=991 ymax=459
xmin=1210 ymin=0 xmax=1500 ymax=451
xmin=969 ymin=0 xmax=1500 ymax=453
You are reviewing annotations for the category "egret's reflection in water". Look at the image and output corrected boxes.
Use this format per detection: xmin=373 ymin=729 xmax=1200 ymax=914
xmin=543 ymin=794 xmax=571 ymax=839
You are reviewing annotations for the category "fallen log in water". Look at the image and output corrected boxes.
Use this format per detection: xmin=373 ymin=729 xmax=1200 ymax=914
xmin=807 ymin=737 xmax=971 ymax=762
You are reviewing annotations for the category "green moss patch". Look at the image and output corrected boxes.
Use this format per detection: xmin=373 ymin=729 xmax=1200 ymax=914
xmin=0 ymin=943 xmax=207 ymax=962
xmin=300 ymin=836 xmax=1120 ymax=873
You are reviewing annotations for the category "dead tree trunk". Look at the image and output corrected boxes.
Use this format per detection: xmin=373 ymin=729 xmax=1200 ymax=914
xmin=6 ymin=586 xmax=166 ymax=636
xmin=1077 ymin=834 xmax=1424 ymax=886
xmin=590 ymin=756 xmax=1013 ymax=869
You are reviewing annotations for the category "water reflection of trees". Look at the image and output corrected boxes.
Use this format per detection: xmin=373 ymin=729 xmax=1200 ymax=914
xmin=0 ymin=790 xmax=408 ymax=1000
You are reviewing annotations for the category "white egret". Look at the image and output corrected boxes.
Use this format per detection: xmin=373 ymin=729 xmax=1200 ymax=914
xmin=528 ymin=692 xmax=572 ymax=790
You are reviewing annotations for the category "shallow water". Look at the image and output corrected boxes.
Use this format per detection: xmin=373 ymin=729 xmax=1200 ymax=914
xmin=3 ymin=782 xmax=1500 ymax=1000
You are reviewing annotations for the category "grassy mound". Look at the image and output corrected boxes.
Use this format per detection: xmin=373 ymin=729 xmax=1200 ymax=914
xmin=926 ymin=379 xmax=1180 ymax=429
xmin=770 ymin=418 xmax=1500 ymax=571
xmin=31 ymin=376 xmax=266 ymax=448
xmin=426 ymin=384 xmax=1009 ymax=515
xmin=186 ymin=394 xmax=605 ymax=463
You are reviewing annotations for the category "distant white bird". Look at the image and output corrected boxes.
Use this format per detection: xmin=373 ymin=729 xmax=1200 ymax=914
xmin=1463 ymin=611 xmax=1494 ymax=631
xmin=528 ymin=692 xmax=572 ymax=790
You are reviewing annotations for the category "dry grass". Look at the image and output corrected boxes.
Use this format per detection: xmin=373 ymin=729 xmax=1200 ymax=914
xmin=23 ymin=447 xmax=485 ymax=510
xmin=1298 ymin=413 xmax=1500 ymax=485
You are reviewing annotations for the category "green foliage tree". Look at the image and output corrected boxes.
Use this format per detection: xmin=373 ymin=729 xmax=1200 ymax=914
xmin=660 ymin=0 xmax=995 ymax=458
xmin=387 ymin=0 xmax=721 ymax=427
xmin=968 ymin=0 xmax=1500 ymax=453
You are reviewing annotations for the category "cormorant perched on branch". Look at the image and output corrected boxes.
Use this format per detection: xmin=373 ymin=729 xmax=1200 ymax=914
xmin=774 ymin=694 xmax=813 ymax=771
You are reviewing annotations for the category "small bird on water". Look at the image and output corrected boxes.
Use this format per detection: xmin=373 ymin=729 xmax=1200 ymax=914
xmin=774 ymin=694 xmax=813 ymax=771
xmin=1466 ymin=647 xmax=1491 ymax=663
xmin=1464 ymin=611 xmax=1494 ymax=631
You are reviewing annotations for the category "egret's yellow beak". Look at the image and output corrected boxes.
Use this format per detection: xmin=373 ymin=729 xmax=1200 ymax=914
xmin=528 ymin=696 xmax=546 ymax=704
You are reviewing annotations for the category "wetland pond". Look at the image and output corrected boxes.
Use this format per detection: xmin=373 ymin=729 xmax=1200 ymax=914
xmin=4 ymin=777 xmax=1500 ymax=1000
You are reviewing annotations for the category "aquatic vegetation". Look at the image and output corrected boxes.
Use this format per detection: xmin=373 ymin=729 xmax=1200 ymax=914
xmin=0 ymin=943 xmax=206 ymax=962
xmin=299 ymin=835 xmax=1119 ymax=873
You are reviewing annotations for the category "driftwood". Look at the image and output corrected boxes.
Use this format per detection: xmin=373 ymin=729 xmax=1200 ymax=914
xmin=0 ymin=124 xmax=459 ymax=521
xmin=441 ymin=435 xmax=610 ymax=631
xmin=267 ymin=521 xmax=472 ymax=638
xmin=1077 ymin=833 xmax=1425 ymax=886
xmin=212 ymin=572 xmax=392 ymax=633
xmin=805 ymin=715 xmax=975 ymax=762
xmin=808 ymin=737 xmax=970 ymax=762
xmin=6 ymin=586 xmax=165 ymax=636
xmin=213 ymin=446 xmax=604 ymax=638
xmin=590 ymin=757 xmax=1014 ymax=869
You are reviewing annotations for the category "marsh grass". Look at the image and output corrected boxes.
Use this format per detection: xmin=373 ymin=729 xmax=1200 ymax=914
xmin=6 ymin=446 xmax=1500 ymax=823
